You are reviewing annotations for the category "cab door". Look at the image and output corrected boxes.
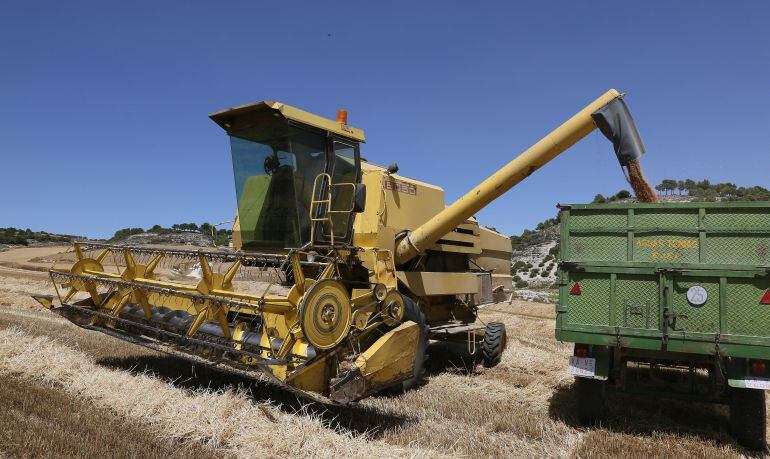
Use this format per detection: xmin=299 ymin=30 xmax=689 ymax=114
xmin=311 ymin=138 xmax=361 ymax=246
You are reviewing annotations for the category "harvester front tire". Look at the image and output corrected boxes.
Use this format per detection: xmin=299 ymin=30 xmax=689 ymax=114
xmin=401 ymin=296 xmax=427 ymax=391
xmin=576 ymin=377 xmax=607 ymax=426
xmin=482 ymin=322 xmax=506 ymax=368
xmin=729 ymin=387 xmax=767 ymax=451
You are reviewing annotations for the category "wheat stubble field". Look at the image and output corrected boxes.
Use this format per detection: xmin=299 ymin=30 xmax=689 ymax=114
xmin=0 ymin=246 xmax=765 ymax=458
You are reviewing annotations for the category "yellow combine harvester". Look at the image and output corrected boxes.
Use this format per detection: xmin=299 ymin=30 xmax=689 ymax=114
xmin=35 ymin=89 xmax=646 ymax=403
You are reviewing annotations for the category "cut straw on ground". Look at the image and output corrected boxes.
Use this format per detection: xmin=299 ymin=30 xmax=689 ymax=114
xmin=0 ymin=327 xmax=428 ymax=459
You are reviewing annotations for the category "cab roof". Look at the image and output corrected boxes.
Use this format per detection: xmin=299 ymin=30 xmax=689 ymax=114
xmin=209 ymin=101 xmax=366 ymax=143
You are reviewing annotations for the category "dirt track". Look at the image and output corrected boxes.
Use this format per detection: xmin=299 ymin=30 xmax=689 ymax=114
xmin=0 ymin=246 xmax=766 ymax=458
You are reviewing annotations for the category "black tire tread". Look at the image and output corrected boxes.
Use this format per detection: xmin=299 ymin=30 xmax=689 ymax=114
xmin=482 ymin=322 xmax=506 ymax=368
xmin=577 ymin=377 xmax=607 ymax=426
xmin=730 ymin=387 xmax=767 ymax=451
xmin=401 ymin=296 xmax=427 ymax=391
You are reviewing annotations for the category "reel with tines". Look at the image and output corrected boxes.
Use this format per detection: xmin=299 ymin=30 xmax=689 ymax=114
xmin=298 ymin=279 xmax=352 ymax=350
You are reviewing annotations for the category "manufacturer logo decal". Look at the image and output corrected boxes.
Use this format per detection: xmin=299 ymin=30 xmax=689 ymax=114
xmin=383 ymin=179 xmax=417 ymax=196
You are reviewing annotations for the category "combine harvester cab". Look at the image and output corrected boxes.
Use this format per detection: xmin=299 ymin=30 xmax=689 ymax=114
xmin=556 ymin=202 xmax=770 ymax=450
xmin=36 ymin=90 xmax=649 ymax=404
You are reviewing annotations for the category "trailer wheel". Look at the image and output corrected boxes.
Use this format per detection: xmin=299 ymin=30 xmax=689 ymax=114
xmin=730 ymin=388 xmax=767 ymax=451
xmin=577 ymin=377 xmax=607 ymax=426
xmin=401 ymin=296 xmax=427 ymax=391
xmin=482 ymin=322 xmax=507 ymax=368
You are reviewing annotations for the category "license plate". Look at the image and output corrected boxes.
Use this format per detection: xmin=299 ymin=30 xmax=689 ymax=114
xmin=744 ymin=378 xmax=770 ymax=390
xmin=568 ymin=356 xmax=596 ymax=377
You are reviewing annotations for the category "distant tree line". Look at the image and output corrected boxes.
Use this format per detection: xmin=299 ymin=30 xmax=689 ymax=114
xmin=653 ymin=179 xmax=770 ymax=201
xmin=0 ymin=227 xmax=71 ymax=246
xmin=592 ymin=190 xmax=632 ymax=204
xmin=592 ymin=180 xmax=770 ymax=204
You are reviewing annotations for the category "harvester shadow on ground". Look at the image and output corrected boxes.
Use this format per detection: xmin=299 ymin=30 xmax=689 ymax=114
xmin=423 ymin=341 xmax=481 ymax=377
xmin=95 ymin=340 xmax=482 ymax=437
xmin=547 ymin=382 xmax=763 ymax=456
xmin=96 ymin=353 xmax=413 ymax=438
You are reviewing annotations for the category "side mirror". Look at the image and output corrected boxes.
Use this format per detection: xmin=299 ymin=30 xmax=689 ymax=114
xmin=353 ymin=183 xmax=367 ymax=212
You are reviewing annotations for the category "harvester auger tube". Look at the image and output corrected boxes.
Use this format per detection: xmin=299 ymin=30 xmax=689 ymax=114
xmin=395 ymin=89 xmax=646 ymax=265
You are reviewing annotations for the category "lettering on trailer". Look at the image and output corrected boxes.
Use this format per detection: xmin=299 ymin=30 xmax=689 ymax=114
xmin=636 ymin=238 xmax=699 ymax=260
xmin=384 ymin=178 xmax=417 ymax=196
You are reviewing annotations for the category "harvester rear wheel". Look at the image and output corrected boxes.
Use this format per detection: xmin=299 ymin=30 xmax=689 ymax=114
xmin=401 ymin=296 xmax=427 ymax=391
xmin=576 ymin=377 xmax=607 ymax=426
xmin=729 ymin=387 xmax=767 ymax=451
xmin=482 ymin=322 xmax=506 ymax=368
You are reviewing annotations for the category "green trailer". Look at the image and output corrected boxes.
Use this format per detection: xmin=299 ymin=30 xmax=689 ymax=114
xmin=555 ymin=201 xmax=770 ymax=450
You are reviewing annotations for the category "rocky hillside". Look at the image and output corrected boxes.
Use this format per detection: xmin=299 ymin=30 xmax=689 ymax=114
xmin=116 ymin=231 xmax=215 ymax=247
xmin=109 ymin=223 xmax=231 ymax=247
xmin=509 ymin=221 xmax=560 ymax=303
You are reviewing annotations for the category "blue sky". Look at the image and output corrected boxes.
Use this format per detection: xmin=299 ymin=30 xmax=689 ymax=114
xmin=1 ymin=1 xmax=768 ymax=238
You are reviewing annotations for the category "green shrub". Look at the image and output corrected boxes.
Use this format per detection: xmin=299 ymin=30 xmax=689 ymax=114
xmin=0 ymin=228 xmax=29 ymax=245
xmin=515 ymin=280 xmax=529 ymax=289
xmin=111 ymin=227 xmax=145 ymax=240
xmin=529 ymin=269 xmax=539 ymax=277
xmin=512 ymin=275 xmax=522 ymax=282
xmin=148 ymin=225 xmax=172 ymax=234
xmin=548 ymin=244 xmax=560 ymax=257
xmin=0 ymin=227 xmax=71 ymax=245
xmin=612 ymin=190 xmax=632 ymax=201
xmin=214 ymin=228 xmax=232 ymax=246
